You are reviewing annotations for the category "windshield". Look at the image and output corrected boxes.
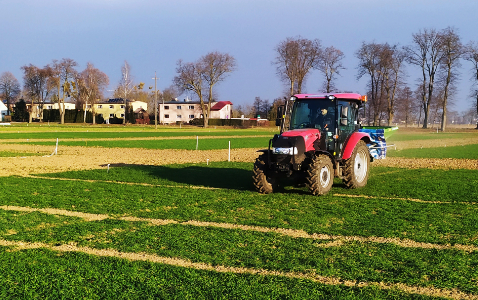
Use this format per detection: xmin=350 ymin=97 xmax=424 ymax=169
xmin=289 ymin=99 xmax=336 ymax=130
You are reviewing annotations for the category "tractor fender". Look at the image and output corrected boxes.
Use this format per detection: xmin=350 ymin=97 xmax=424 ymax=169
xmin=341 ymin=132 xmax=372 ymax=160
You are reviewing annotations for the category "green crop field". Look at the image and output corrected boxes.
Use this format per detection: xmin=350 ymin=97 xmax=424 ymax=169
xmin=1 ymin=124 xmax=477 ymax=299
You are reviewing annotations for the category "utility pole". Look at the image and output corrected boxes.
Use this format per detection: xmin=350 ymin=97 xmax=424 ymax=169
xmin=152 ymin=72 xmax=159 ymax=129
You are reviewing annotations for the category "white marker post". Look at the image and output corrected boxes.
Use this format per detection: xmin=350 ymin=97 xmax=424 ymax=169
xmin=228 ymin=141 xmax=231 ymax=162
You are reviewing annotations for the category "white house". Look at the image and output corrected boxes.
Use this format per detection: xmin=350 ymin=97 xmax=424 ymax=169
xmin=157 ymin=100 xmax=233 ymax=124
xmin=0 ymin=101 xmax=8 ymax=121
xmin=43 ymin=102 xmax=76 ymax=110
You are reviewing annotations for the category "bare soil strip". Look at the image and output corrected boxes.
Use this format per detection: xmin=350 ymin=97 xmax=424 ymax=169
xmin=0 ymin=144 xmax=260 ymax=177
xmin=374 ymin=157 xmax=478 ymax=170
xmin=0 ymin=239 xmax=475 ymax=300
xmin=333 ymin=193 xmax=478 ymax=205
xmin=1 ymin=205 xmax=477 ymax=253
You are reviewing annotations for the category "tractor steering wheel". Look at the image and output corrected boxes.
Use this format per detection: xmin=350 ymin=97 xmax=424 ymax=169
xmin=299 ymin=122 xmax=311 ymax=128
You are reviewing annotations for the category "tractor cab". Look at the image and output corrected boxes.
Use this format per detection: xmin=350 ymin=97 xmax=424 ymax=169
xmin=279 ymin=94 xmax=366 ymax=159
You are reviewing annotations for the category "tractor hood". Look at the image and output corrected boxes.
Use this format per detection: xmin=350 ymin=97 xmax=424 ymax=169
xmin=280 ymin=129 xmax=320 ymax=152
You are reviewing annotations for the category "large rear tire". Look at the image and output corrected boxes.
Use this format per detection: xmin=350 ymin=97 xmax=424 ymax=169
xmin=253 ymin=154 xmax=276 ymax=194
xmin=343 ymin=140 xmax=370 ymax=189
xmin=306 ymin=154 xmax=334 ymax=196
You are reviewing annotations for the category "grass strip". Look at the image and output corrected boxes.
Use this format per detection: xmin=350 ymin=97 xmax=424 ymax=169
xmin=386 ymin=131 xmax=477 ymax=142
xmin=2 ymin=170 xmax=478 ymax=246
xmin=2 ymin=204 xmax=478 ymax=253
xmin=2 ymin=216 xmax=478 ymax=297
xmin=10 ymin=137 xmax=270 ymax=150
xmin=0 ymin=151 xmax=46 ymax=157
xmin=36 ymin=162 xmax=478 ymax=203
xmin=0 ymin=246 xmax=435 ymax=300
xmin=0 ymin=129 xmax=277 ymax=140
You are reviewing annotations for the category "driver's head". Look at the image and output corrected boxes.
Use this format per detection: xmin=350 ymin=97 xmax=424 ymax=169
xmin=321 ymin=108 xmax=327 ymax=116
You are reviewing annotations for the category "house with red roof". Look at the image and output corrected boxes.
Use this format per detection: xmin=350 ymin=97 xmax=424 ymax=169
xmin=157 ymin=100 xmax=233 ymax=124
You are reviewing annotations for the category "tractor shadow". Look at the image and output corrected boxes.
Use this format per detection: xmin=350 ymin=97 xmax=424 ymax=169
xmin=105 ymin=163 xmax=254 ymax=191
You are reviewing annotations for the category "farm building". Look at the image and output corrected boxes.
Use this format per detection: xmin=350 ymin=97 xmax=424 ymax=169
xmin=0 ymin=100 xmax=8 ymax=121
xmin=157 ymin=99 xmax=232 ymax=124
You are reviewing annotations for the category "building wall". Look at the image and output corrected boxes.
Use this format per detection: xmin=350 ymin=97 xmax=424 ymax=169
xmin=158 ymin=102 xmax=202 ymax=124
xmin=211 ymin=105 xmax=232 ymax=119
xmin=157 ymin=101 xmax=233 ymax=124
xmin=0 ymin=102 xmax=8 ymax=121
xmin=89 ymin=101 xmax=148 ymax=119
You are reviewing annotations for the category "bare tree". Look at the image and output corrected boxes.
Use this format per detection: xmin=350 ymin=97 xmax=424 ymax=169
xmin=114 ymin=61 xmax=135 ymax=124
xmin=174 ymin=52 xmax=236 ymax=128
xmin=51 ymin=58 xmax=78 ymax=124
xmin=161 ymin=85 xmax=179 ymax=102
xmin=274 ymin=36 xmax=322 ymax=95
xmin=356 ymin=42 xmax=385 ymax=125
xmin=316 ymin=46 xmax=345 ymax=93
xmin=0 ymin=72 xmax=21 ymax=115
xmin=380 ymin=44 xmax=407 ymax=125
xmin=405 ymin=28 xmax=445 ymax=128
xmin=174 ymin=60 xmax=205 ymax=124
xmin=438 ymin=27 xmax=462 ymax=131
xmin=78 ymin=62 xmax=109 ymax=124
xmin=395 ymin=86 xmax=417 ymax=127
xmin=201 ymin=52 xmax=236 ymax=125
xmin=21 ymin=64 xmax=54 ymax=123
xmin=464 ymin=41 xmax=478 ymax=128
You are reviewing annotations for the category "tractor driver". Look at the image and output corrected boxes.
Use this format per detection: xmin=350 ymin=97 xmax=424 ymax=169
xmin=314 ymin=108 xmax=330 ymax=130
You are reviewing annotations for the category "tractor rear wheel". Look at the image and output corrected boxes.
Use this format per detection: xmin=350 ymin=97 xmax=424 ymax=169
xmin=343 ymin=140 xmax=370 ymax=189
xmin=306 ymin=154 xmax=334 ymax=196
xmin=253 ymin=154 xmax=276 ymax=194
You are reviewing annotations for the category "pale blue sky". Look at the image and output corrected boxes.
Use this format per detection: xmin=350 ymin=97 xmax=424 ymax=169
xmin=1 ymin=0 xmax=477 ymax=111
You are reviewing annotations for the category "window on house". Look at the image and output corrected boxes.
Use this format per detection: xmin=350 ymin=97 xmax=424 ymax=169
xmin=120 ymin=114 xmax=125 ymax=118
xmin=164 ymin=106 xmax=169 ymax=109
xmin=109 ymin=114 xmax=114 ymax=118
xmin=120 ymin=105 xmax=124 ymax=109
xmin=189 ymin=115 xmax=194 ymax=119
xmin=188 ymin=105 xmax=194 ymax=110
xmin=165 ymin=114 xmax=169 ymax=118
xmin=87 ymin=105 xmax=91 ymax=108
xmin=98 ymin=105 xmax=102 ymax=108
xmin=47 ymin=105 xmax=52 ymax=109
xmin=177 ymin=115 xmax=182 ymax=118
xmin=109 ymin=105 xmax=114 ymax=109
xmin=177 ymin=105 xmax=182 ymax=109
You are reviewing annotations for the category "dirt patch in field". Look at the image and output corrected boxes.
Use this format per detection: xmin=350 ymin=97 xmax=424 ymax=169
xmin=0 ymin=144 xmax=259 ymax=177
xmin=391 ymin=136 xmax=478 ymax=150
xmin=373 ymin=157 xmax=478 ymax=170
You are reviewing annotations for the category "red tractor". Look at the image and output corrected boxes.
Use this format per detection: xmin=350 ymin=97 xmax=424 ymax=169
xmin=253 ymin=93 xmax=377 ymax=196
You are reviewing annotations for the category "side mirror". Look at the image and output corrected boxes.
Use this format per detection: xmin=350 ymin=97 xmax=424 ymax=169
xmin=276 ymin=105 xmax=284 ymax=126
xmin=340 ymin=106 xmax=348 ymax=126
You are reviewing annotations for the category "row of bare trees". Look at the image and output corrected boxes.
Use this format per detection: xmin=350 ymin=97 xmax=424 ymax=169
xmin=0 ymin=59 xmax=109 ymax=124
xmin=274 ymin=36 xmax=345 ymax=96
xmin=273 ymin=30 xmax=478 ymax=130
xmin=0 ymin=52 xmax=237 ymax=127
xmin=173 ymin=51 xmax=237 ymax=127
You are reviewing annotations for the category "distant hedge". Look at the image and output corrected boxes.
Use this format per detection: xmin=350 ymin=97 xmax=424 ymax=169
xmin=42 ymin=109 xmax=103 ymax=124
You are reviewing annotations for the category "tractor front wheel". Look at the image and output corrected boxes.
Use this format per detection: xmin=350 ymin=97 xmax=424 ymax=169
xmin=343 ymin=140 xmax=370 ymax=189
xmin=253 ymin=154 xmax=276 ymax=194
xmin=306 ymin=154 xmax=334 ymax=196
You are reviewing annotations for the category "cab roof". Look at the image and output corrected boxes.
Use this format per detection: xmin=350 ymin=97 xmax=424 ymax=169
xmin=292 ymin=93 xmax=365 ymax=101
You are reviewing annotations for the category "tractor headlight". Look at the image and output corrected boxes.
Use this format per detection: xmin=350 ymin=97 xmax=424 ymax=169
xmin=272 ymin=147 xmax=298 ymax=155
